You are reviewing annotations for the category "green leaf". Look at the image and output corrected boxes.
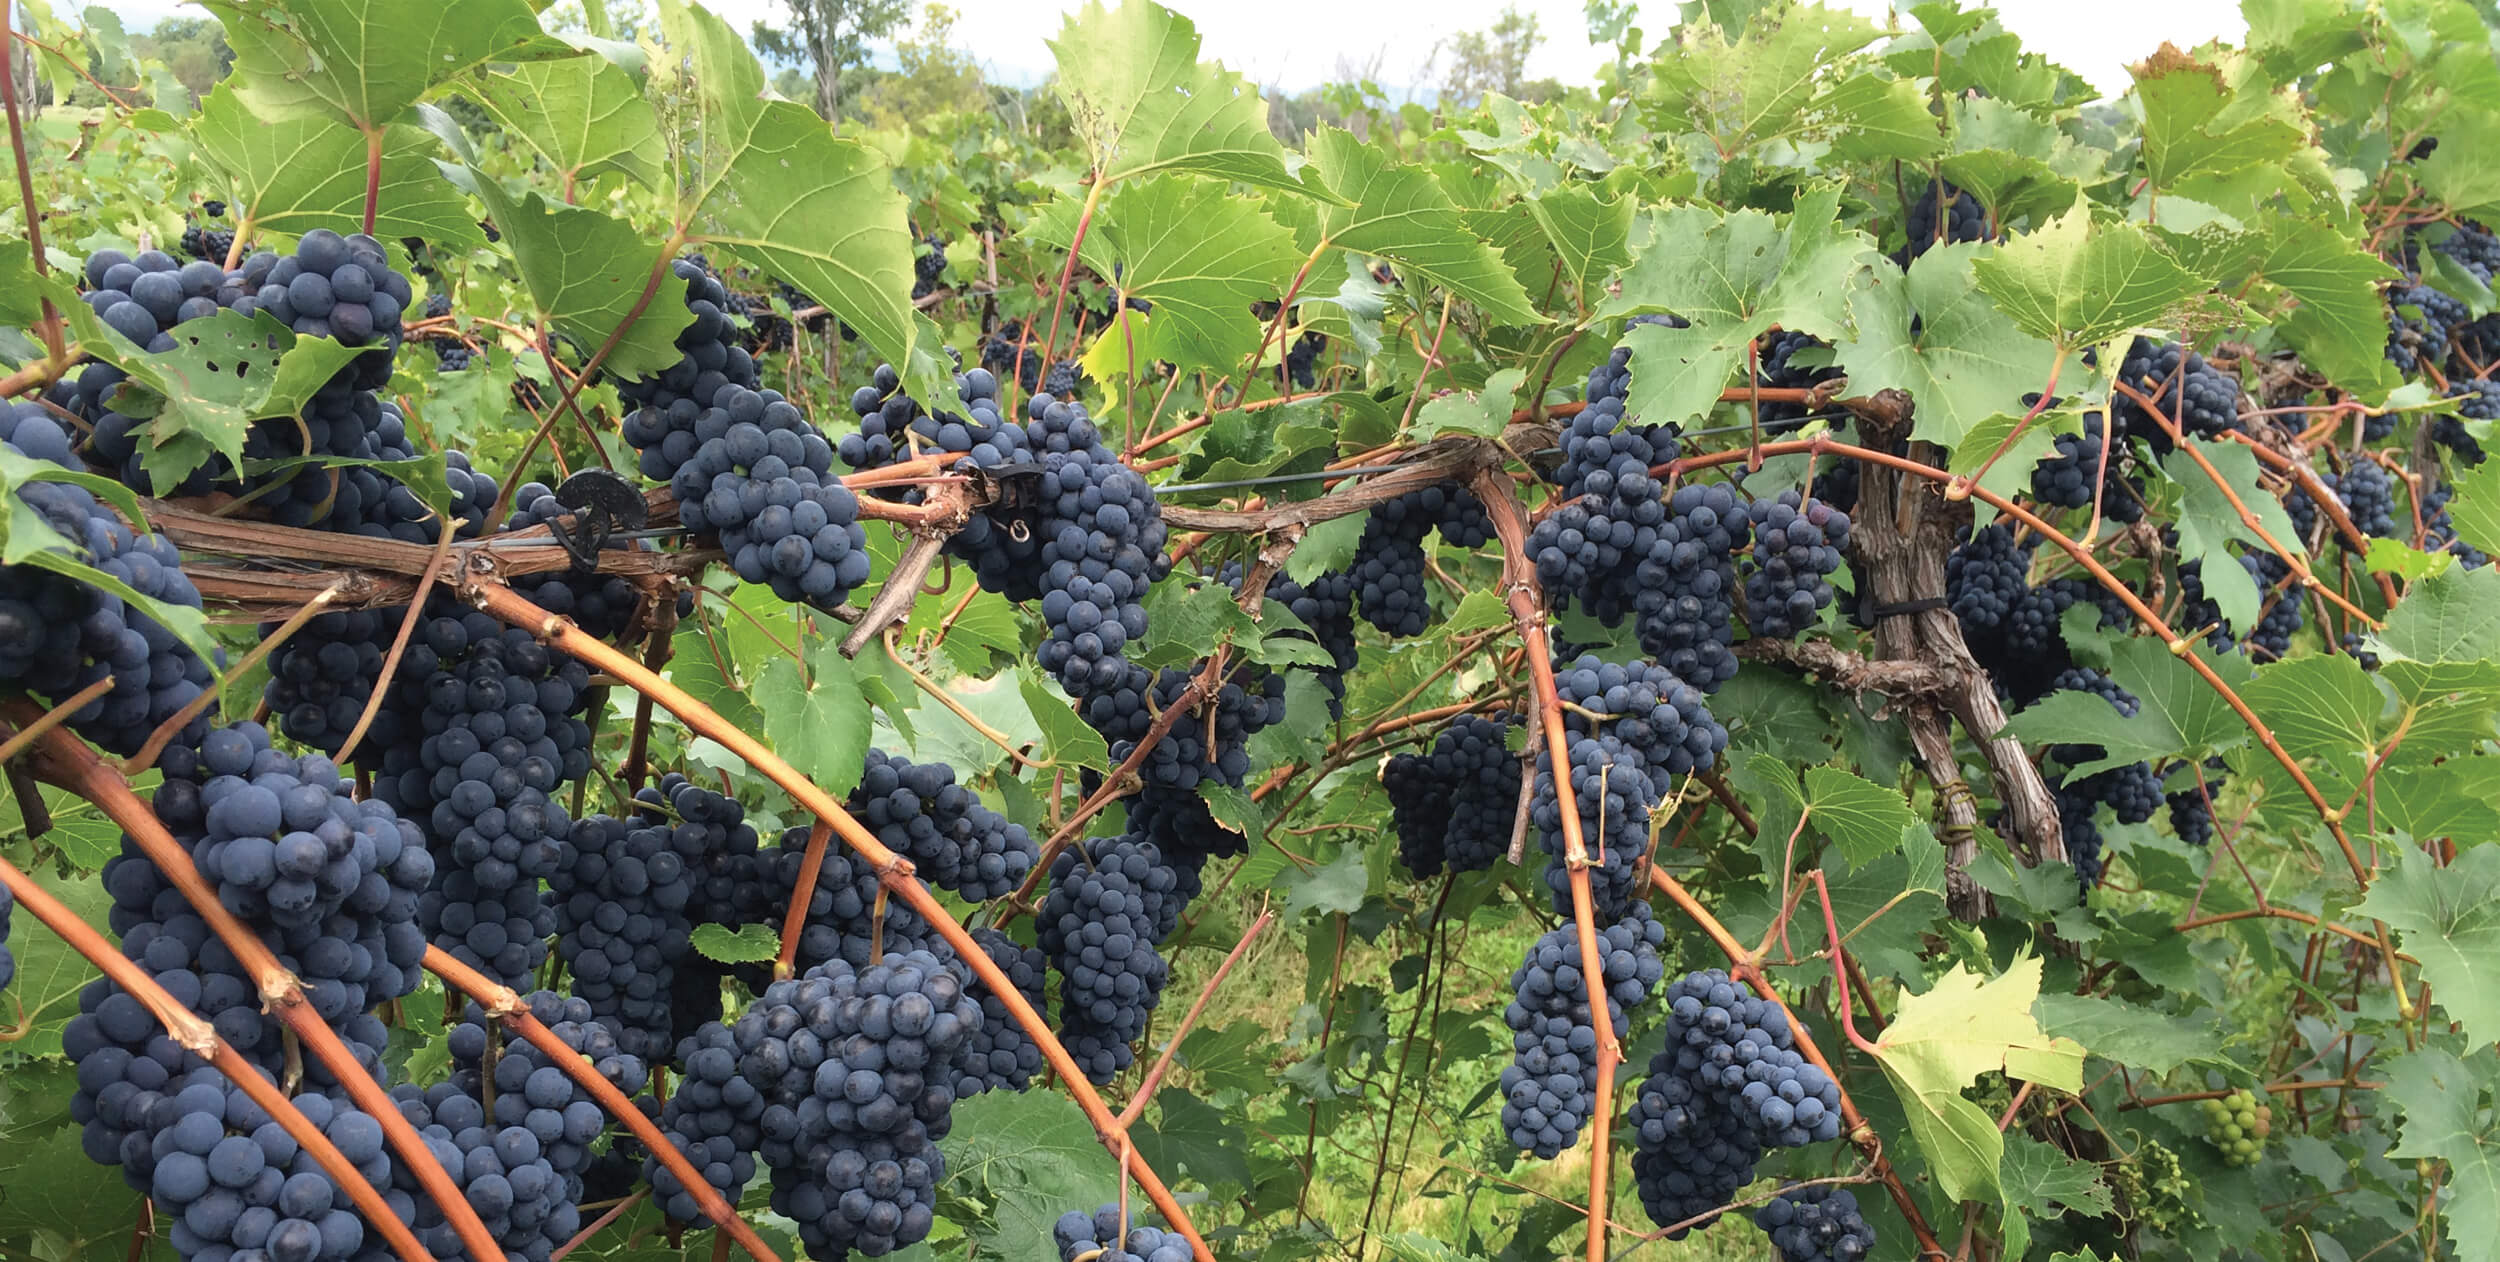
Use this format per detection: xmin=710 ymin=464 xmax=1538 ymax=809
xmin=0 ymin=240 xmax=38 ymax=329
xmin=1525 ymin=185 xmax=1635 ymax=308
xmin=1646 ymin=2 xmax=1885 ymax=152
xmin=1608 ymin=189 xmax=1884 ymax=429
xmin=1802 ymin=766 xmax=1922 ymax=868
xmin=2357 ymin=843 xmax=2500 ymax=1053
xmin=1971 ymin=203 xmax=2213 ymax=349
xmin=203 ymin=0 xmax=555 ymax=128
xmin=461 ymin=184 xmax=691 ymax=383
xmin=1839 ymin=244 xmax=2062 ymax=449
xmin=2384 ymin=1048 xmax=2500 ymax=1262
xmin=1016 ymin=667 xmax=1111 ymax=772
xmin=1131 ymin=1089 xmax=1253 ymax=1191
xmin=190 ymin=89 xmax=486 ymax=251
xmin=1176 ymin=401 xmax=1337 ymax=491
xmin=0 ymin=858 xmax=122 ymax=1057
xmin=2132 ymin=47 xmax=2305 ymax=196
xmin=1306 ymin=128 xmax=1542 ymax=327
xmin=0 ymin=1123 xmax=148 ymax=1241
xmin=2002 ymin=636 xmax=2249 ymax=774
xmin=688 ymin=921 xmax=778 ymax=965
xmin=1027 ymin=175 xmax=1300 ymax=379
xmin=2206 ymin=219 xmax=2403 ymax=396
xmin=1283 ymin=848 xmax=1368 ymax=919
xmin=947 ymin=1090 xmax=1126 ymax=1262
xmin=1866 ymin=958 xmax=2086 ymax=1201
xmin=669 ymin=620 xmax=764 ymax=735
xmin=2371 ymin=563 xmax=2500 ymax=704
xmin=1813 ymin=71 xmax=1944 ymax=164
xmin=755 ymin=640 xmax=873 ymax=801
xmin=2003 ymin=1131 xmax=2115 ymax=1219
xmin=2033 ymin=993 xmax=2235 ymax=1075
xmin=1047 ymin=0 xmax=1298 ymax=193
xmin=463 ymin=56 xmax=663 ymax=191
xmin=1414 ymin=368 xmax=1524 ymax=440
xmin=657 ymin=0 xmax=936 ymax=408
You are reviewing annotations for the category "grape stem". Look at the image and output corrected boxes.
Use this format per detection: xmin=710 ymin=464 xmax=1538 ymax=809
xmin=0 ymin=853 xmax=438 ymax=1262
xmin=1811 ymin=870 xmax=1882 ymax=1057
xmin=1465 ymin=467 xmax=1625 ymax=1262
xmin=0 ymin=0 xmax=64 ymax=370
xmin=465 ymin=581 xmax=1220 ymax=1262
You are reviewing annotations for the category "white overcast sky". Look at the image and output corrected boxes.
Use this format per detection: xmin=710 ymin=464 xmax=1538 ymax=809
xmin=97 ymin=0 xmax=2247 ymax=99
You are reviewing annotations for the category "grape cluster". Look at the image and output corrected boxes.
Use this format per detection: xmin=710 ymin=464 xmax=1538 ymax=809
xmin=1385 ymin=714 xmax=1520 ymax=879
xmin=369 ymin=611 xmax=596 ymax=988
xmin=0 ymin=883 xmax=12 ymax=993
xmin=1500 ymin=904 xmax=1664 ymax=1158
xmin=1752 ymin=331 xmax=1844 ymax=431
xmin=1755 ymin=1184 xmax=1876 ymax=1262
xmin=2113 ymin=338 xmax=2242 ymax=451
xmin=613 ymin=257 xmax=758 ymax=414
xmin=2051 ymin=759 xmax=2163 ymax=894
xmin=386 ymin=1075 xmax=581 ymax=1261
xmin=721 ymin=952 xmax=980 ymax=1258
xmin=2324 ymin=461 xmax=2396 ymax=538
xmin=1099 ymin=659 xmax=1286 ymax=794
xmin=625 ymin=370 xmax=872 ymax=613
xmin=1037 ymin=834 xmax=1180 ymax=1082
xmin=2386 ymin=281 xmax=2467 ymax=373
xmin=1558 ymin=317 xmax=1686 ymax=497
xmin=1627 ymin=969 xmax=1843 ymax=1234
xmin=2434 ymin=222 xmax=2500 ymax=285
xmin=2029 ymin=412 xmax=2144 ymax=521
xmin=2166 ymin=760 xmax=2221 ymax=848
xmin=2423 ymin=480 xmax=2490 ymax=568
xmin=1056 ymin=1206 xmax=1192 ymax=1262
xmin=0 ymin=435 xmax=217 ymax=756
xmin=2438 ymin=379 xmax=2495 ymax=464
xmin=2201 ymin=1087 xmax=2271 ymax=1167
xmin=1902 ymin=178 xmax=1987 ymax=258
xmin=1741 ymin=492 xmax=1851 ymax=639
xmin=643 ymin=1022 xmax=763 ymax=1221
xmin=842 ymin=363 xmax=1021 ymax=472
xmin=911 ymin=231 xmax=947 ymax=299
xmin=259 ymin=610 xmax=396 ymax=757
xmin=1282 ymin=329 xmax=1327 ymax=388
xmin=445 ymin=991 xmax=650 ymax=1203
xmin=552 ymin=775 xmax=761 ymax=1063
xmin=61 ymin=1002 xmax=398 ymax=1262
xmin=957 ymin=928 xmax=1048 ymax=1096
xmin=2242 ymin=554 xmax=2304 ymax=659
xmin=1637 ymin=485 xmax=1753 ymax=691
xmin=1352 ymin=482 xmax=1493 ymax=636
xmin=1532 ymin=657 xmax=1726 ymax=920
xmin=846 ymin=750 xmax=1038 ymax=901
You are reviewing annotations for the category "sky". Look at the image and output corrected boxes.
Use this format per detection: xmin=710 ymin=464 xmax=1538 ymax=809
xmin=99 ymin=0 xmax=2250 ymax=99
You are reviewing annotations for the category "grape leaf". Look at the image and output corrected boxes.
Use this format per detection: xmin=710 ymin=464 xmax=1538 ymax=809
xmin=0 ymin=1124 xmax=148 ymax=1241
xmin=1415 ymin=368 xmax=1525 ymax=440
xmin=1524 ymin=185 xmax=1635 ymax=308
xmin=668 ymin=621 xmax=764 ymax=735
xmin=2033 ymin=993 xmax=2235 ymax=1075
xmin=1047 ymin=0 xmax=1298 ymax=193
xmin=1606 ymin=188 xmax=1884 ymax=429
xmin=2133 ymin=46 xmax=2306 ymax=197
xmin=191 ymin=94 xmax=488 ymax=250
xmin=755 ymin=640 xmax=873 ymax=801
xmin=2370 ymin=563 xmax=2500 ymax=705
xmin=1865 ymin=957 xmax=2086 ymax=1202
xmin=656 ymin=0 xmax=939 ymax=409
xmin=203 ymin=0 xmax=558 ymax=129
xmin=1015 ymin=667 xmax=1111 ymax=772
xmin=2384 ymin=1048 xmax=2500 ymax=1262
xmin=946 ymin=1091 xmax=1125 ymax=1262
xmin=1026 ymin=175 xmax=1300 ymax=378
xmin=2179 ymin=219 xmax=2402 ymax=397
xmin=1305 ymin=128 xmax=1542 ymax=327
xmin=1972 ymin=203 xmax=2212 ymax=349
xmin=2001 ymin=636 xmax=2250 ymax=775
xmin=688 ymin=922 xmax=778 ymax=965
xmin=1813 ymin=71 xmax=1945 ymax=163
xmin=462 ymin=56 xmax=663 ymax=192
xmin=1802 ymin=765 xmax=1924 ymax=868
xmin=2356 ymin=843 xmax=2500 ymax=1053
xmin=0 ymin=858 xmax=121 ymax=1058
xmin=456 ymin=183 xmax=692 ymax=384
xmin=1645 ymin=1 xmax=1884 ymax=152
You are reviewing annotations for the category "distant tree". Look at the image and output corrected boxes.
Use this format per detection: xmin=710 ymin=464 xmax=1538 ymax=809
xmin=853 ymin=5 xmax=985 ymax=129
xmin=130 ymin=17 xmax=229 ymax=101
xmin=751 ymin=0 xmax=911 ymax=123
xmin=1435 ymin=6 xmax=1544 ymax=108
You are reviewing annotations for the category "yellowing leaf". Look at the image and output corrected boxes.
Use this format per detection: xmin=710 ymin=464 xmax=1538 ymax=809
xmin=1866 ymin=957 xmax=2085 ymax=1201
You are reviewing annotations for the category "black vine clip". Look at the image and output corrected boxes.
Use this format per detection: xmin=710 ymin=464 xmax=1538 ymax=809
xmin=970 ymin=464 xmax=1049 ymax=544
xmin=548 ymin=469 xmax=647 ymax=571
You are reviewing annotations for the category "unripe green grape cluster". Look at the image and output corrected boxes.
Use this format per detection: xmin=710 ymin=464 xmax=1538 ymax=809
xmin=2201 ymin=1088 xmax=2271 ymax=1166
